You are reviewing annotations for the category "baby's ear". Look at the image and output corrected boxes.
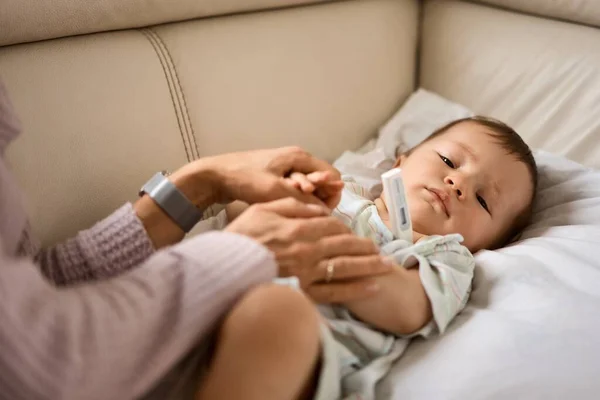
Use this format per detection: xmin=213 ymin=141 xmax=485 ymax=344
xmin=393 ymin=154 xmax=406 ymax=168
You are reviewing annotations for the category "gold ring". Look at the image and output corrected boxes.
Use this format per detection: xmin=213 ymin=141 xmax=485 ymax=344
xmin=325 ymin=261 xmax=335 ymax=283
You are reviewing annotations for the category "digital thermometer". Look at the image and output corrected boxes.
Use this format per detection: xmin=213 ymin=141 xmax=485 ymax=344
xmin=381 ymin=168 xmax=413 ymax=242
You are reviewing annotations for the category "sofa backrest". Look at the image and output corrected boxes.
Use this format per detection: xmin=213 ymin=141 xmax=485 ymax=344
xmin=0 ymin=0 xmax=330 ymax=47
xmin=421 ymin=0 xmax=600 ymax=168
xmin=1 ymin=0 xmax=418 ymax=245
xmin=4 ymin=0 xmax=600 ymax=246
xmin=473 ymin=0 xmax=600 ymax=28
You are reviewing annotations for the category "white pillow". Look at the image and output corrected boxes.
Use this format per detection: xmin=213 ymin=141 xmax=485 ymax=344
xmin=334 ymin=89 xmax=473 ymax=197
xmin=376 ymin=88 xmax=473 ymax=159
xmin=334 ymin=89 xmax=600 ymax=399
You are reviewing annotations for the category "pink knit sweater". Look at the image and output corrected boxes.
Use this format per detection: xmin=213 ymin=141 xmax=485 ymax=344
xmin=0 ymin=81 xmax=277 ymax=399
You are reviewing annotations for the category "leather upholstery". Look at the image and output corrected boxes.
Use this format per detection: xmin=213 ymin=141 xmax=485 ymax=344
xmin=0 ymin=0 xmax=328 ymax=46
xmin=470 ymin=0 xmax=600 ymax=28
xmin=421 ymin=0 xmax=600 ymax=169
xmin=3 ymin=0 xmax=600 ymax=245
xmin=1 ymin=0 xmax=418 ymax=245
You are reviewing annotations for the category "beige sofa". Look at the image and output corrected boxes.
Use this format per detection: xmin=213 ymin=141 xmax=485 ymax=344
xmin=2 ymin=0 xmax=600 ymax=397
xmin=3 ymin=0 xmax=600 ymax=247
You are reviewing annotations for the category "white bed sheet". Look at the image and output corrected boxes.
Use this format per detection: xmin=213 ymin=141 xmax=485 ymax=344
xmin=334 ymin=90 xmax=600 ymax=399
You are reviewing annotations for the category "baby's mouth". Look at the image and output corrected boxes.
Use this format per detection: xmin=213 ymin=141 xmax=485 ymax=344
xmin=427 ymin=188 xmax=450 ymax=217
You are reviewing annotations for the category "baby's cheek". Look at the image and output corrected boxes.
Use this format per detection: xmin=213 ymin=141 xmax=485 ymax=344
xmin=408 ymin=202 xmax=442 ymax=236
xmin=457 ymin=221 xmax=491 ymax=252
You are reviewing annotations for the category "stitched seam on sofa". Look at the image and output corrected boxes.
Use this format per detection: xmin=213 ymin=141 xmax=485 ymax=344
xmin=415 ymin=0 xmax=425 ymax=89
xmin=462 ymin=0 xmax=600 ymax=30
xmin=148 ymin=28 xmax=200 ymax=160
xmin=142 ymin=28 xmax=195 ymax=161
xmin=139 ymin=28 xmax=192 ymax=162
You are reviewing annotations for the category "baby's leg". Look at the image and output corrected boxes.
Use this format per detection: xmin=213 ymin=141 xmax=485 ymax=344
xmin=196 ymin=284 xmax=321 ymax=400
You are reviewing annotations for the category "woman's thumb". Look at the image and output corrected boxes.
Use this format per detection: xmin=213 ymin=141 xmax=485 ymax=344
xmin=260 ymin=197 xmax=329 ymax=218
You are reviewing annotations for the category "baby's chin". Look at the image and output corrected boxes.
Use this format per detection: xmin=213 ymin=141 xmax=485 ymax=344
xmin=410 ymin=219 xmax=442 ymax=237
xmin=411 ymin=221 xmax=480 ymax=251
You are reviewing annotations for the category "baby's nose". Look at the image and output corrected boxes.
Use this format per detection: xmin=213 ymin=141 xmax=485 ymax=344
xmin=445 ymin=177 xmax=464 ymax=198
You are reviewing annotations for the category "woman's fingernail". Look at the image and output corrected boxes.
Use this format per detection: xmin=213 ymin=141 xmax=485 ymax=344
xmin=367 ymin=283 xmax=380 ymax=292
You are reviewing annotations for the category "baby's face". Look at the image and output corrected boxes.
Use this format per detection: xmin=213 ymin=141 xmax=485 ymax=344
xmin=383 ymin=121 xmax=534 ymax=252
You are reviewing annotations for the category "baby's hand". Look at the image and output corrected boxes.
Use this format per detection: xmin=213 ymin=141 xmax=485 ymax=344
xmin=286 ymin=171 xmax=344 ymax=207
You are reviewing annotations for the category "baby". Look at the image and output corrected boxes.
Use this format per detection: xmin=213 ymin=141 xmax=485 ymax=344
xmin=200 ymin=116 xmax=537 ymax=399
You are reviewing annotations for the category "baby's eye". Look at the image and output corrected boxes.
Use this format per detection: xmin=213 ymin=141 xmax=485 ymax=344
xmin=477 ymin=194 xmax=490 ymax=213
xmin=439 ymin=154 xmax=455 ymax=168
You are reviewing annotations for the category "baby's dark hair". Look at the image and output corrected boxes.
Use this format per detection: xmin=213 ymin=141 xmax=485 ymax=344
xmin=403 ymin=115 xmax=538 ymax=247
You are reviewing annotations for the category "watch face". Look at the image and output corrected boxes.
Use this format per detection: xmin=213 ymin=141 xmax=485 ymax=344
xmin=139 ymin=173 xmax=159 ymax=197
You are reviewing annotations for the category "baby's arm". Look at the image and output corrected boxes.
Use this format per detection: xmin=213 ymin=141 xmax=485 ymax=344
xmin=342 ymin=267 xmax=432 ymax=335
xmin=343 ymin=239 xmax=474 ymax=336
xmin=290 ymin=174 xmax=431 ymax=334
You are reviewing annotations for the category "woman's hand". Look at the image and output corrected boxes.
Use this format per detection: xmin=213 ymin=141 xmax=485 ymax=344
xmin=172 ymin=147 xmax=343 ymax=210
xmin=226 ymin=198 xmax=394 ymax=304
xmin=286 ymin=171 xmax=344 ymax=205
xmin=135 ymin=146 xmax=342 ymax=250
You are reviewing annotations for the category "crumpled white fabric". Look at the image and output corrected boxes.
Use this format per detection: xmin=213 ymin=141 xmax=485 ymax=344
xmin=332 ymin=89 xmax=600 ymax=400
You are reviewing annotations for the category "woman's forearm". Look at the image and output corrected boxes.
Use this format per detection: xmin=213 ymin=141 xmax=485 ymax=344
xmin=2 ymin=231 xmax=277 ymax=400
xmin=36 ymin=161 xmax=221 ymax=285
xmin=134 ymin=160 xmax=220 ymax=249
xmin=37 ymin=204 xmax=154 ymax=286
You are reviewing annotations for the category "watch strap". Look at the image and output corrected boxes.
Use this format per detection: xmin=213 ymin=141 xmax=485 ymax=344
xmin=139 ymin=172 xmax=203 ymax=233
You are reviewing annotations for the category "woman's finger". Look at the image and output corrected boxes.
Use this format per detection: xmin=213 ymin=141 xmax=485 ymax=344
xmin=320 ymin=235 xmax=379 ymax=258
xmin=284 ymin=178 xmax=301 ymax=190
xmin=290 ymin=172 xmax=315 ymax=193
xmin=288 ymin=216 xmax=351 ymax=241
xmin=274 ymin=147 xmax=343 ymax=207
xmin=258 ymin=197 xmax=329 ymax=218
xmin=240 ymin=173 xmax=328 ymax=208
xmin=304 ymin=171 xmax=344 ymax=208
xmin=325 ymin=181 xmax=345 ymax=189
xmin=314 ymin=187 xmax=342 ymax=210
xmin=306 ymin=171 xmax=331 ymax=184
xmin=306 ymin=172 xmax=344 ymax=190
xmin=316 ymin=255 xmax=393 ymax=282
xmin=305 ymin=279 xmax=381 ymax=304
xmin=283 ymin=147 xmax=341 ymax=180
xmin=314 ymin=180 xmax=344 ymax=196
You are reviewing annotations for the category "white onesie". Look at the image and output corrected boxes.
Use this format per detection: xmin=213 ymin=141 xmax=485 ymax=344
xmin=312 ymin=176 xmax=474 ymax=400
xmin=196 ymin=176 xmax=475 ymax=400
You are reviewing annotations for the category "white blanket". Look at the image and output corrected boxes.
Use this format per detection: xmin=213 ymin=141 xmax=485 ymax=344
xmin=333 ymin=90 xmax=600 ymax=399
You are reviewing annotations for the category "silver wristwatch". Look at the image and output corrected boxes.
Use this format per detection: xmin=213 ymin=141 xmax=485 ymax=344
xmin=139 ymin=171 xmax=203 ymax=233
